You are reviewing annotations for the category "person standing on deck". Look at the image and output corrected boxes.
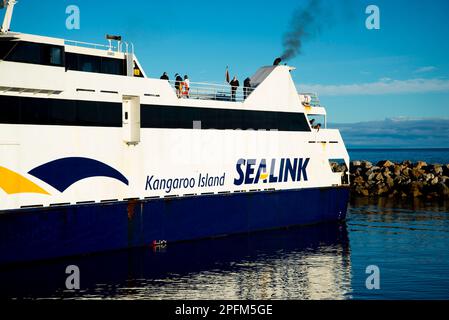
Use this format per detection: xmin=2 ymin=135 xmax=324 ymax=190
xmin=175 ymin=73 xmax=183 ymax=98
xmin=243 ymin=77 xmax=251 ymax=100
xmin=230 ymin=76 xmax=240 ymax=102
xmin=160 ymin=72 xmax=169 ymax=80
xmin=183 ymin=75 xmax=190 ymax=98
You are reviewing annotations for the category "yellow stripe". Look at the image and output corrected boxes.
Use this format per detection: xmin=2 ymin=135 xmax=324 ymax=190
xmin=0 ymin=166 xmax=50 ymax=195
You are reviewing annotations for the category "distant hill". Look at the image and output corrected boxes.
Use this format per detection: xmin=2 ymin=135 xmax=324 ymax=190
xmin=329 ymin=118 xmax=449 ymax=148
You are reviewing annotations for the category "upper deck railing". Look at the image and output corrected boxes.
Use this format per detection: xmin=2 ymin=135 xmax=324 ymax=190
xmin=299 ymin=92 xmax=321 ymax=107
xmin=167 ymin=80 xmax=255 ymax=102
xmin=64 ymin=39 xmax=116 ymax=51
xmin=64 ymin=39 xmax=134 ymax=55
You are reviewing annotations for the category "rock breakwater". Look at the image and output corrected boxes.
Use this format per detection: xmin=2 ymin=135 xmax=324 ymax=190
xmin=345 ymin=161 xmax=449 ymax=199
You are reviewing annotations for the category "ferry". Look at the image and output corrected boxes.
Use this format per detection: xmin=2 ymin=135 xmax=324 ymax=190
xmin=0 ymin=1 xmax=350 ymax=265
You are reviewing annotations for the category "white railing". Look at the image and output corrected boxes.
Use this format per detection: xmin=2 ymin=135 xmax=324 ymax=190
xmin=64 ymin=39 xmax=116 ymax=51
xmin=299 ymin=92 xmax=321 ymax=107
xmin=167 ymin=80 xmax=254 ymax=102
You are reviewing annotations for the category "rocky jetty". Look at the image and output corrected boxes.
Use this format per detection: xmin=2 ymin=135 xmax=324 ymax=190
xmin=346 ymin=161 xmax=449 ymax=199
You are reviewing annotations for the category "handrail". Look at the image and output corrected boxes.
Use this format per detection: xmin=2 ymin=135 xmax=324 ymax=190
xmin=64 ymin=39 xmax=118 ymax=51
xmin=299 ymin=92 xmax=321 ymax=107
xmin=166 ymin=80 xmax=255 ymax=102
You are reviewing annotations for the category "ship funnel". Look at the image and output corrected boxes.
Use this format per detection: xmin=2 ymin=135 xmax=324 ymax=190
xmin=1 ymin=0 xmax=17 ymax=34
xmin=273 ymin=57 xmax=282 ymax=66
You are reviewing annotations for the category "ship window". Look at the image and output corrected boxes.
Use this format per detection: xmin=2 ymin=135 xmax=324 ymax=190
xmin=101 ymin=57 xmax=124 ymax=75
xmin=141 ymin=105 xmax=311 ymax=131
xmin=65 ymin=52 xmax=125 ymax=75
xmin=78 ymin=54 xmax=101 ymax=73
xmin=48 ymin=46 xmax=63 ymax=66
xmin=0 ymin=95 xmax=310 ymax=131
xmin=0 ymin=40 xmax=16 ymax=60
xmin=3 ymin=41 xmax=64 ymax=66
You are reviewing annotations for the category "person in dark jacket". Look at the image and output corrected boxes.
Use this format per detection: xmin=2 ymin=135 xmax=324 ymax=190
xmin=230 ymin=76 xmax=240 ymax=102
xmin=175 ymin=73 xmax=183 ymax=98
xmin=160 ymin=72 xmax=169 ymax=80
xmin=243 ymin=77 xmax=251 ymax=99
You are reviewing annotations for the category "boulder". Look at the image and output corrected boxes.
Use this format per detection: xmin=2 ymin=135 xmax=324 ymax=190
xmin=377 ymin=186 xmax=390 ymax=196
xmin=377 ymin=160 xmax=395 ymax=168
xmin=386 ymin=177 xmax=395 ymax=188
xmin=443 ymin=165 xmax=449 ymax=177
xmin=362 ymin=161 xmax=373 ymax=169
xmin=367 ymin=172 xmax=376 ymax=181
xmin=402 ymin=168 xmax=411 ymax=177
xmin=427 ymin=164 xmax=443 ymax=176
xmin=351 ymin=161 xmax=362 ymax=167
xmin=393 ymin=165 xmax=402 ymax=177
xmin=414 ymin=161 xmax=428 ymax=169
xmin=410 ymin=181 xmax=423 ymax=197
xmin=436 ymin=183 xmax=449 ymax=197
xmin=355 ymin=186 xmax=369 ymax=197
xmin=402 ymin=160 xmax=412 ymax=167
xmin=411 ymin=168 xmax=425 ymax=180
xmin=353 ymin=176 xmax=365 ymax=185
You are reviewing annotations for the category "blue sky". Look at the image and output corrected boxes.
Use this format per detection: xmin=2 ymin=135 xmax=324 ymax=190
xmin=2 ymin=0 xmax=449 ymax=125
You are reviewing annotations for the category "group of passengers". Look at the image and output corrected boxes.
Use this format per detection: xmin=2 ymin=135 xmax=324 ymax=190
xmin=160 ymin=72 xmax=190 ymax=99
xmin=228 ymin=76 xmax=252 ymax=102
xmin=159 ymin=72 xmax=252 ymax=101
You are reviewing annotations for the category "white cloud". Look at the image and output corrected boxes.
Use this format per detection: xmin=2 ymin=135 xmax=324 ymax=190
xmin=299 ymin=78 xmax=449 ymax=96
xmin=414 ymin=66 xmax=437 ymax=73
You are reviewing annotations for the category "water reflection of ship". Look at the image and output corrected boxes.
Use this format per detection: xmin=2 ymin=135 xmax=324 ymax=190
xmin=0 ymin=223 xmax=352 ymax=300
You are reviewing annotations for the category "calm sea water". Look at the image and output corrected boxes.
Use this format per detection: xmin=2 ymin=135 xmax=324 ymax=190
xmin=349 ymin=148 xmax=449 ymax=164
xmin=1 ymin=197 xmax=448 ymax=300
xmin=1 ymin=149 xmax=448 ymax=300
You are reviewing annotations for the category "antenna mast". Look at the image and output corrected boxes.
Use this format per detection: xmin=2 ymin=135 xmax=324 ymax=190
xmin=1 ymin=0 xmax=17 ymax=34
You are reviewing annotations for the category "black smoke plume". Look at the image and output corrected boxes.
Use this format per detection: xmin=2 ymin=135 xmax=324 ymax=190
xmin=281 ymin=0 xmax=324 ymax=61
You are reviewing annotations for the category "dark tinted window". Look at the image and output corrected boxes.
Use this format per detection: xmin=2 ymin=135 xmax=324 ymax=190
xmin=78 ymin=54 xmax=101 ymax=73
xmin=0 ymin=95 xmax=310 ymax=132
xmin=48 ymin=46 xmax=63 ymax=66
xmin=65 ymin=52 xmax=125 ymax=75
xmin=0 ymin=40 xmax=16 ymax=60
xmin=0 ymin=96 xmax=121 ymax=127
xmin=101 ymin=57 xmax=124 ymax=75
xmin=141 ymin=105 xmax=311 ymax=131
xmin=3 ymin=41 xmax=64 ymax=66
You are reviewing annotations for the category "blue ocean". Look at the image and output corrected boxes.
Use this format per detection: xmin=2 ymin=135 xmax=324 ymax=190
xmin=1 ymin=149 xmax=448 ymax=300
xmin=349 ymin=148 xmax=449 ymax=164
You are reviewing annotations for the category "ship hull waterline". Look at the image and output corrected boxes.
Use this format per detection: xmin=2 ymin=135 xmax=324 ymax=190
xmin=0 ymin=186 xmax=350 ymax=266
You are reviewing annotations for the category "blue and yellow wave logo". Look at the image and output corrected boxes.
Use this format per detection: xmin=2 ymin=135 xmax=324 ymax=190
xmin=0 ymin=157 xmax=128 ymax=195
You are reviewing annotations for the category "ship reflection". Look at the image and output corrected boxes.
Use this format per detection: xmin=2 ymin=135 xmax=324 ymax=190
xmin=1 ymin=222 xmax=352 ymax=300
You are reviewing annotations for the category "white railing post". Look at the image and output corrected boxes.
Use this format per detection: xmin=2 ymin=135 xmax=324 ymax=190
xmin=1 ymin=0 xmax=17 ymax=34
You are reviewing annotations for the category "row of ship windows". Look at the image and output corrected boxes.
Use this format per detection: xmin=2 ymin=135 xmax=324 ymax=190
xmin=0 ymin=96 xmax=311 ymax=132
xmin=0 ymin=41 xmax=125 ymax=75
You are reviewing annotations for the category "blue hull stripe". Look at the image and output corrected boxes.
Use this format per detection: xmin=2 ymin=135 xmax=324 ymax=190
xmin=0 ymin=187 xmax=349 ymax=265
